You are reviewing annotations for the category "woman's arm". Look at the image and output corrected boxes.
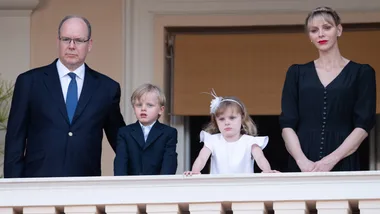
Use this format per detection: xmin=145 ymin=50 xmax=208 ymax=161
xmin=282 ymin=128 xmax=315 ymax=172
xmin=313 ymin=128 xmax=368 ymax=172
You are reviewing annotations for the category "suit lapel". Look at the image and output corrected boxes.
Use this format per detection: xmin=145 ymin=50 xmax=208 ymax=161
xmin=130 ymin=121 xmax=145 ymax=148
xmin=43 ymin=60 xmax=70 ymax=124
xmin=71 ymin=65 xmax=100 ymax=124
xmin=144 ymin=121 xmax=164 ymax=150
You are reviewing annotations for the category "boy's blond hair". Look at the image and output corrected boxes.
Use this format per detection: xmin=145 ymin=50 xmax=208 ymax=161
xmin=131 ymin=83 xmax=166 ymax=107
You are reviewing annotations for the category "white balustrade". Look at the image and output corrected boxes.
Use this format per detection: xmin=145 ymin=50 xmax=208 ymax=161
xmin=0 ymin=172 xmax=379 ymax=213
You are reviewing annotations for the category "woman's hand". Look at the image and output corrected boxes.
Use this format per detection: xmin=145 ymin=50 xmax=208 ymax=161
xmin=296 ymin=158 xmax=316 ymax=172
xmin=312 ymin=157 xmax=338 ymax=172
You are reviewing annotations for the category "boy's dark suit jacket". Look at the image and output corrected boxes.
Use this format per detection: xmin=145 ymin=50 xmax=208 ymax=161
xmin=4 ymin=59 xmax=125 ymax=178
xmin=114 ymin=121 xmax=178 ymax=175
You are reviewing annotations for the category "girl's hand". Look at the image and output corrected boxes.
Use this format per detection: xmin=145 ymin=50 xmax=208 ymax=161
xmin=262 ymin=169 xmax=281 ymax=173
xmin=183 ymin=171 xmax=201 ymax=176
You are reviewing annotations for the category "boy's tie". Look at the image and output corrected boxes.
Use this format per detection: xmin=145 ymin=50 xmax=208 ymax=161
xmin=66 ymin=73 xmax=78 ymax=123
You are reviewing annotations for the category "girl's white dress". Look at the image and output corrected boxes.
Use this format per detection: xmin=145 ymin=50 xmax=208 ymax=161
xmin=200 ymin=131 xmax=268 ymax=174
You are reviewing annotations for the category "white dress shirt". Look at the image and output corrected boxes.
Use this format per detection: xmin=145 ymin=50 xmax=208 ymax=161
xmin=56 ymin=59 xmax=85 ymax=102
xmin=140 ymin=121 xmax=156 ymax=142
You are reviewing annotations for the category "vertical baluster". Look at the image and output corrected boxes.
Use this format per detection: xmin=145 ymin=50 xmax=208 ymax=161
xmin=316 ymin=201 xmax=351 ymax=214
xmin=273 ymin=201 xmax=309 ymax=214
xmin=24 ymin=207 xmax=59 ymax=214
xmin=359 ymin=200 xmax=380 ymax=214
xmin=146 ymin=204 xmax=180 ymax=214
xmin=232 ymin=202 xmax=267 ymax=214
xmin=64 ymin=206 xmax=99 ymax=214
xmin=0 ymin=208 xmax=16 ymax=214
xmin=189 ymin=203 xmax=225 ymax=214
xmin=106 ymin=205 xmax=141 ymax=214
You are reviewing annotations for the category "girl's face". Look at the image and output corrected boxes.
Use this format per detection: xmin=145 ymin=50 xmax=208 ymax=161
xmin=307 ymin=15 xmax=342 ymax=52
xmin=215 ymin=107 xmax=242 ymax=142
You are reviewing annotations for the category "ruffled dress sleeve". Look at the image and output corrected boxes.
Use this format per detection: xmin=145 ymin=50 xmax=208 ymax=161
xmin=246 ymin=135 xmax=269 ymax=150
xmin=200 ymin=130 xmax=217 ymax=153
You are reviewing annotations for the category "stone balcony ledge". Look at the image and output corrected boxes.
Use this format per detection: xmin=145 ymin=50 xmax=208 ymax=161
xmin=0 ymin=171 xmax=379 ymax=207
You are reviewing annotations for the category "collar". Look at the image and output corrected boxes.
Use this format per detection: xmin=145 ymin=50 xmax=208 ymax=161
xmin=56 ymin=59 xmax=85 ymax=80
xmin=139 ymin=120 xmax=156 ymax=130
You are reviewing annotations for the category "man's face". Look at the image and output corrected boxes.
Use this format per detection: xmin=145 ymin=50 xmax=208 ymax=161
xmin=57 ymin=17 xmax=92 ymax=71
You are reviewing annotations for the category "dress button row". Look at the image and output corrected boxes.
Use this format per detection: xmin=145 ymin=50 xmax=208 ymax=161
xmin=320 ymin=90 xmax=328 ymax=160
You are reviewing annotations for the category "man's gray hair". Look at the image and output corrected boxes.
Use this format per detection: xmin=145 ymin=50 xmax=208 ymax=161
xmin=58 ymin=15 xmax=92 ymax=39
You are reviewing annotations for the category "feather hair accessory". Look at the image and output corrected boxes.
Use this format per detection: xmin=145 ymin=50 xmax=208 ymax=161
xmin=205 ymin=89 xmax=243 ymax=114
xmin=209 ymin=89 xmax=222 ymax=114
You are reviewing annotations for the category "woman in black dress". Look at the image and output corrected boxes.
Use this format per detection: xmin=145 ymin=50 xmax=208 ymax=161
xmin=280 ymin=6 xmax=376 ymax=172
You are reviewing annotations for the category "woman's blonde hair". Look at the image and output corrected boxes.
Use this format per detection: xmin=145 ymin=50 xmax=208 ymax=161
xmin=204 ymin=96 xmax=258 ymax=136
xmin=305 ymin=6 xmax=341 ymax=30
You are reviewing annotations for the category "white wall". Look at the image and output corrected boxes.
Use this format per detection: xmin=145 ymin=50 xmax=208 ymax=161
xmin=0 ymin=16 xmax=30 ymax=81
xmin=0 ymin=1 xmax=39 ymax=177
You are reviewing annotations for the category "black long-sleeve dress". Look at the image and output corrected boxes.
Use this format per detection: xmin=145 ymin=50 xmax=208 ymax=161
xmin=279 ymin=61 xmax=376 ymax=172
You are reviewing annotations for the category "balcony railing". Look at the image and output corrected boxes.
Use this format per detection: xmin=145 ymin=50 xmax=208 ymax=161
xmin=0 ymin=171 xmax=380 ymax=214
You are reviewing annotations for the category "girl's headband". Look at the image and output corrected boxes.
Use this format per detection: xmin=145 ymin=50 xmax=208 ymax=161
xmin=207 ymin=89 xmax=243 ymax=114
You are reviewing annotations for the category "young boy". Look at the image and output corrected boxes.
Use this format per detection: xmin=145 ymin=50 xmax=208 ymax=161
xmin=114 ymin=83 xmax=178 ymax=175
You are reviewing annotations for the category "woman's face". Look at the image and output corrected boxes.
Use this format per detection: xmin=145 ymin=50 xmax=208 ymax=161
xmin=307 ymin=15 xmax=342 ymax=52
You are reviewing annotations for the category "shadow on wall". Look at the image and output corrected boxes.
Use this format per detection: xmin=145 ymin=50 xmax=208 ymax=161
xmin=34 ymin=0 xmax=50 ymax=11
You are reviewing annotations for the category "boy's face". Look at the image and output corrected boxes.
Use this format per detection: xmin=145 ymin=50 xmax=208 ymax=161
xmin=133 ymin=92 xmax=164 ymax=126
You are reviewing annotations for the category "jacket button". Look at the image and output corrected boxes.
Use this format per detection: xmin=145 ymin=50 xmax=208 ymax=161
xmin=68 ymin=132 xmax=73 ymax=136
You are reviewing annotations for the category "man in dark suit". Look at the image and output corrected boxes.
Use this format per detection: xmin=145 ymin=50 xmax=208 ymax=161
xmin=114 ymin=84 xmax=178 ymax=175
xmin=3 ymin=15 xmax=125 ymax=178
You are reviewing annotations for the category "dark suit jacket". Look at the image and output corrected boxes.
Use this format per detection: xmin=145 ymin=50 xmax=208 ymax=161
xmin=4 ymin=59 xmax=125 ymax=178
xmin=114 ymin=121 xmax=178 ymax=175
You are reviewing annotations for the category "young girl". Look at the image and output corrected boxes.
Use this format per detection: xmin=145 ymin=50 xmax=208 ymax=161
xmin=184 ymin=91 xmax=278 ymax=175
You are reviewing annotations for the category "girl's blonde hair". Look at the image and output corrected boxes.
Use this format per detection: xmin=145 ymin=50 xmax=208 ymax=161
xmin=305 ymin=6 xmax=341 ymax=30
xmin=204 ymin=96 xmax=258 ymax=136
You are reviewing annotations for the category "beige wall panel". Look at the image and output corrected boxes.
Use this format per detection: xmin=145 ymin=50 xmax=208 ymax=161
xmin=173 ymin=30 xmax=380 ymax=115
